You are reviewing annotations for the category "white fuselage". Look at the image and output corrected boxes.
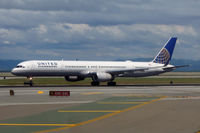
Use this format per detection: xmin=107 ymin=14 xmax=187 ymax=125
xmin=11 ymin=37 xmax=180 ymax=85
xmin=11 ymin=60 xmax=174 ymax=78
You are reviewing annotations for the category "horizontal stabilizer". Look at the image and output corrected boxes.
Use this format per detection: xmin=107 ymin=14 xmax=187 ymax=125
xmin=163 ymin=65 xmax=190 ymax=71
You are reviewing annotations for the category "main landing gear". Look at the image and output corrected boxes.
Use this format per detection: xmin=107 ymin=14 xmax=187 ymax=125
xmin=107 ymin=82 xmax=116 ymax=86
xmin=91 ymin=81 xmax=100 ymax=86
xmin=91 ymin=81 xmax=116 ymax=86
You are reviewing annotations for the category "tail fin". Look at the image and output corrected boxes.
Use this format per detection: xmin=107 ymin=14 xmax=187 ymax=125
xmin=152 ymin=37 xmax=177 ymax=65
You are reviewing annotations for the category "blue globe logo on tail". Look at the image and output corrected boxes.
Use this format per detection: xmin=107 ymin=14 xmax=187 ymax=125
xmin=153 ymin=37 xmax=177 ymax=66
xmin=153 ymin=48 xmax=170 ymax=64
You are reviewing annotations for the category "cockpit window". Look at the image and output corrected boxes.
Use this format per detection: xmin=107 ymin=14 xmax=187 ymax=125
xmin=16 ymin=65 xmax=25 ymax=68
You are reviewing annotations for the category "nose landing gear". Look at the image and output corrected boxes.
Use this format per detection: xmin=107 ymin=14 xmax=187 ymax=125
xmin=24 ymin=77 xmax=33 ymax=86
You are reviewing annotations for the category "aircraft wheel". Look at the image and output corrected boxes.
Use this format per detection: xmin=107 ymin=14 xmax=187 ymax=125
xmin=30 ymin=80 xmax=33 ymax=86
xmin=107 ymin=82 xmax=116 ymax=86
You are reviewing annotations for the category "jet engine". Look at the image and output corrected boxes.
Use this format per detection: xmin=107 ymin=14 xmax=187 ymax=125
xmin=65 ymin=76 xmax=85 ymax=82
xmin=93 ymin=72 xmax=113 ymax=82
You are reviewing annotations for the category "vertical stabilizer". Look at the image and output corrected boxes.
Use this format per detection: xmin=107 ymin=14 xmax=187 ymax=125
xmin=153 ymin=37 xmax=177 ymax=65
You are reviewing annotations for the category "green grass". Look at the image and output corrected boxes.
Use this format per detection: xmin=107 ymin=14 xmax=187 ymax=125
xmin=115 ymin=77 xmax=200 ymax=84
xmin=0 ymin=72 xmax=14 ymax=77
xmin=0 ymin=77 xmax=200 ymax=86
xmin=0 ymin=78 xmax=91 ymax=86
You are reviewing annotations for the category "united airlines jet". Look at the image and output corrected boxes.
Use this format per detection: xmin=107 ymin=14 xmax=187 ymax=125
xmin=11 ymin=37 xmax=187 ymax=86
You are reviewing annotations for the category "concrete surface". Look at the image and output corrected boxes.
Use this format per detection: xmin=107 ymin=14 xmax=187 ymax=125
xmin=0 ymin=86 xmax=200 ymax=133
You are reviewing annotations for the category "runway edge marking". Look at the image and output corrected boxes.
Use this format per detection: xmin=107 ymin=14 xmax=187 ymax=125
xmin=34 ymin=96 xmax=166 ymax=133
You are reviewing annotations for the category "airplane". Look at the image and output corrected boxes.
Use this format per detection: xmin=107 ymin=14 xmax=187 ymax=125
xmin=11 ymin=37 xmax=188 ymax=86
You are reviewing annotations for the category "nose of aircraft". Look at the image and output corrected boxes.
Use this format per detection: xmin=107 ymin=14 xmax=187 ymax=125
xmin=11 ymin=68 xmax=17 ymax=75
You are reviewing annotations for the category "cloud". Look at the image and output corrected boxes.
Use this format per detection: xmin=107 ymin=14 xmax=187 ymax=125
xmin=32 ymin=24 xmax=48 ymax=34
xmin=2 ymin=40 xmax=15 ymax=45
xmin=0 ymin=0 xmax=200 ymax=60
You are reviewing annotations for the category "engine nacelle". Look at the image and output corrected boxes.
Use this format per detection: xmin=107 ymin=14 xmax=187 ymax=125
xmin=94 ymin=73 xmax=113 ymax=82
xmin=65 ymin=76 xmax=85 ymax=82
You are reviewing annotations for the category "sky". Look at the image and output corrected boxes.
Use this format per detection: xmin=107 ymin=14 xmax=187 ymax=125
xmin=0 ymin=0 xmax=200 ymax=61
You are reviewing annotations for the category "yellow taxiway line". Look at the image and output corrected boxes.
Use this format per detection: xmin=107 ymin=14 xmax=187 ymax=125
xmin=35 ymin=96 xmax=166 ymax=133
xmin=33 ymin=126 xmax=72 ymax=133
xmin=75 ymin=96 xmax=166 ymax=126
xmin=58 ymin=110 xmax=121 ymax=113
xmin=0 ymin=123 xmax=75 ymax=127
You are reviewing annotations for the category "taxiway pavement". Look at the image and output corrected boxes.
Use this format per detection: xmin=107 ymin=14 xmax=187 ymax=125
xmin=0 ymin=86 xmax=200 ymax=133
